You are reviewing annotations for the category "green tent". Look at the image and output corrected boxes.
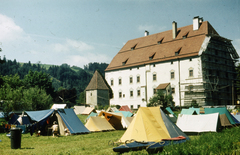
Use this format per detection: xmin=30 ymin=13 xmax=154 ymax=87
xmin=204 ymin=107 xmax=235 ymax=126
xmin=180 ymin=109 xmax=198 ymax=115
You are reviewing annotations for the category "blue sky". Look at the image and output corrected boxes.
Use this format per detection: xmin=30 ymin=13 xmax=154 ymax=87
xmin=0 ymin=0 xmax=239 ymax=68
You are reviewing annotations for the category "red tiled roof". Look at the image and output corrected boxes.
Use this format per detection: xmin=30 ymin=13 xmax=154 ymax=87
xmin=105 ymin=21 xmax=219 ymax=71
xmin=156 ymin=83 xmax=170 ymax=90
xmin=119 ymin=105 xmax=132 ymax=113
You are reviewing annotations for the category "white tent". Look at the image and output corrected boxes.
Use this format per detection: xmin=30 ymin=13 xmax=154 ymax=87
xmin=74 ymin=106 xmax=85 ymax=115
xmin=176 ymin=113 xmax=220 ymax=133
xmin=51 ymin=104 xmax=67 ymax=109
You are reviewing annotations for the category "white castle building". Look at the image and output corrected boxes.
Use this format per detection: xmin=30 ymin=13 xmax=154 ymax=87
xmin=105 ymin=16 xmax=239 ymax=109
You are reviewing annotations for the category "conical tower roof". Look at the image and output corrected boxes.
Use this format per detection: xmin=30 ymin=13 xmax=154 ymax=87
xmin=85 ymin=70 xmax=109 ymax=90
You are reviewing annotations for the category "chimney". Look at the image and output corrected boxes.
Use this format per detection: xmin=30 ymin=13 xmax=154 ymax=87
xmin=145 ymin=30 xmax=149 ymax=36
xmin=172 ymin=21 xmax=177 ymax=39
xmin=193 ymin=16 xmax=200 ymax=31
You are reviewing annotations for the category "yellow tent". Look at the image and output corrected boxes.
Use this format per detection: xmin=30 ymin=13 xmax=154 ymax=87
xmin=119 ymin=107 xmax=188 ymax=142
xmin=85 ymin=116 xmax=115 ymax=132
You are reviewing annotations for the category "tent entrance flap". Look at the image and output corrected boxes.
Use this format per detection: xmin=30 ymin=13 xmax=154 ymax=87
xmin=57 ymin=109 xmax=89 ymax=134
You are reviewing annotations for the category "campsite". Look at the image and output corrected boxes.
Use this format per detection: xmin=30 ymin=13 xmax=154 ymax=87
xmin=1 ymin=107 xmax=240 ymax=154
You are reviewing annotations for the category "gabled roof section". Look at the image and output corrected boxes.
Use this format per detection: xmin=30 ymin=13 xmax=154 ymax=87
xmin=119 ymin=105 xmax=133 ymax=113
xmin=85 ymin=70 xmax=109 ymax=90
xmin=105 ymin=21 xmax=221 ymax=71
xmin=156 ymin=83 xmax=170 ymax=90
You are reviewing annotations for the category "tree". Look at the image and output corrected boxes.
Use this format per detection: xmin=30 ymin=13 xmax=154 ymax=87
xmin=21 ymin=86 xmax=52 ymax=110
xmin=76 ymin=91 xmax=86 ymax=105
xmin=0 ymin=74 xmax=53 ymax=114
xmin=23 ymin=70 xmax=54 ymax=97
xmin=147 ymin=90 xmax=174 ymax=110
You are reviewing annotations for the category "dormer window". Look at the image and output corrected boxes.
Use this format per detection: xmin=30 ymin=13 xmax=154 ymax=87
xmin=175 ymin=47 xmax=182 ymax=56
xmin=182 ymin=31 xmax=189 ymax=39
xmin=149 ymin=52 xmax=156 ymax=60
xmin=122 ymin=58 xmax=129 ymax=65
xmin=131 ymin=44 xmax=137 ymax=50
xmin=157 ymin=38 xmax=164 ymax=44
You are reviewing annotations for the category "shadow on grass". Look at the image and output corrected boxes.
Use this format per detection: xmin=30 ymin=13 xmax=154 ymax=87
xmin=21 ymin=147 xmax=34 ymax=149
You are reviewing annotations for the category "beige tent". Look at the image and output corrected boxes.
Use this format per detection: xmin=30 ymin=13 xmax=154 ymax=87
xmin=81 ymin=107 xmax=96 ymax=115
xmin=119 ymin=107 xmax=188 ymax=143
xmin=99 ymin=111 xmax=123 ymax=130
xmin=85 ymin=116 xmax=115 ymax=132
xmin=74 ymin=106 xmax=85 ymax=115
xmin=113 ymin=112 xmax=131 ymax=128
xmin=106 ymin=107 xmax=118 ymax=112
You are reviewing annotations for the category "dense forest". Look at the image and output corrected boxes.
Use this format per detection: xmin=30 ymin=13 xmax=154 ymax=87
xmin=0 ymin=56 xmax=109 ymax=106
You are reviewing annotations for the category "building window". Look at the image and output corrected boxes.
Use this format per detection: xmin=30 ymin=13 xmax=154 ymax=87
xmin=119 ymin=78 xmax=122 ymax=85
xmin=171 ymin=61 xmax=173 ymax=64
xmin=138 ymin=105 xmax=140 ymax=109
xmin=189 ymin=69 xmax=193 ymax=77
xmin=111 ymin=79 xmax=113 ymax=86
xmin=137 ymin=76 xmax=140 ymax=83
xmin=171 ymin=72 xmax=175 ymax=79
xmin=130 ymin=90 xmax=133 ymax=97
xmin=137 ymin=90 xmax=141 ymax=96
xmin=131 ymin=44 xmax=137 ymax=50
xmin=123 ymin=94 xmax=125 ymax=98
xmin=129 ymin=77 xmax=133 ymax=84
xmin=153 ymin=64 xmax=155 ymax=67
xmin=182 ymin=31 xmax=189 ymax=39
xmin=131 ymin=105 xmax=133 ymax=109
xmin=172 ymin=88 xmax=175 ymax=94
xmin=153 ymin=73 xmax=157 ymax=81
xmin=119 ymin=92 xmax=122 ymax=98
xmin=153 ymin=88 xmax=157 ymax=94
xmin=189 ymin=85 xmax=193 ymax=92
xmin=158 ymin=38 xmax=164 ymax=44
xmin=149 ymin=52 xmax=156 ymax=60
xmin=189 ymin=58 xmax=192 ymax=61
xmin=122 ymin=58 xmax=128 ymax=65
xmin=175 ymin=47 xmax=181 ymax=56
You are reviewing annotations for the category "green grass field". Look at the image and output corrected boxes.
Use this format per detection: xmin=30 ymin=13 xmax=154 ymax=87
xmin=1 ymin=115 xmax=240 ymax=154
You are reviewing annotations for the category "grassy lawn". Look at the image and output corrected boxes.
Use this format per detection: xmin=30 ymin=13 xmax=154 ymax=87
xmin=1 ymin=114 xmax=240 ymax=154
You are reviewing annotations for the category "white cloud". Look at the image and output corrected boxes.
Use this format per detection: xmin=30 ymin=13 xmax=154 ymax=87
xmin=64 ymin=52 xmax=111 ymax=67
xmin=0 ymin=14 xmax=112 ymax=68
xmin=66 ymin=39 xmax=94 ymax=52
xmin=0 ymin=14 xmax=24 ymax=41
xmin=138 ymin=24 xmax=167 ymax=33
xmin=52 ymin=39 xmax=94 ymax=53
